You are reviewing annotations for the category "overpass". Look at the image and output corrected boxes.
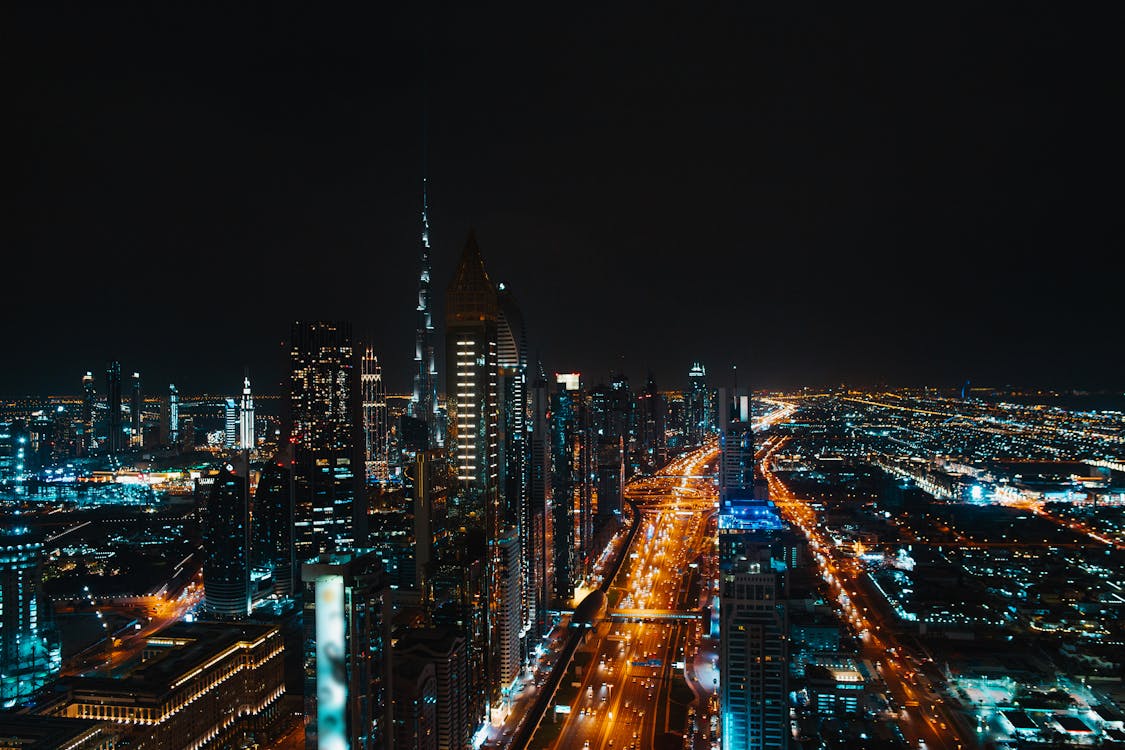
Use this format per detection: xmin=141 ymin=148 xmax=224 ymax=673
xmin=608 ymin=608 xmax=703 ymax=621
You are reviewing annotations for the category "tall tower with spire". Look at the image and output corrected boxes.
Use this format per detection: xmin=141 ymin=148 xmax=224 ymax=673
xmin=410 ymin=177 xmax=441 ymax=449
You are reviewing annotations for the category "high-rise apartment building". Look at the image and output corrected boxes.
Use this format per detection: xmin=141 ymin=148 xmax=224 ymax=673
xmin=550 ymin=374 xmax=584 ymax=603
xmin=288 ymin=320 xmax=366 ymax=559
xmin=253 ymin=444 xmax=297 ymax=597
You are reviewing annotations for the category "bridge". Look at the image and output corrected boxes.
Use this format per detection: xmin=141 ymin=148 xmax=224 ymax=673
xmin=608 ymin=608 xmax=703 ymax=621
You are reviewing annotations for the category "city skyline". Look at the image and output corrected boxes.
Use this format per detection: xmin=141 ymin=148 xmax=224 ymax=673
xmin=5 ymin=4 xmax=1124 ymax=398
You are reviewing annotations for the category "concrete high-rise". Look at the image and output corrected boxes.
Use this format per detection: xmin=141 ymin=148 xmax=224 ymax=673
xmin=550 ymin=374 xmax=584 ymax=603
xmin=495 ymin=528 xmax=523 ymax=703
xmin=105 ymin=360 xmax=124 ymax=454
xmin=288 ymin=320 xmax=367 ymax=559
xmin=444 ymin=229 xmax=501 ymax=717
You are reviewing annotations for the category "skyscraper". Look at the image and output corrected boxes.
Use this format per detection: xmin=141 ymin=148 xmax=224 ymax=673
xmin=687 ymin=361 xmax=712 ymax=446
xmin=410 ymin=178 xmax=440 ymax=450
xmin=495 ymin=528 xmax=523 ymax=703
xmin=444 ymin=229 xmax=501 ymax=715
xmin=168 ymin=383 xmax=179 ymax=445
xmin=302 ymin=551 xmax=393 ymax=750
xmin=636 ymin=373 xmax=667 ymax=472
xmin=528 ymin=370 xmax=553 ymax=639
xmin=550 ymin=374 xmax=583 ymax=603
xmin=80 ymin=371 xmax=95 ymax=454
xmin=496 ymin=283 xmax=532 ymax=663
xmin=361 ymin=345 xmax=390 ymax=482
xmin=253 ymin=443 xmax=296 ymax=597
xmin=0 ymin=528 xmax=61 ymax=706
xmin=203 ymin=461 xmax=252 ymax=619
xmin=105 ymin=360 xmax=123 ymax=454
xmin=130 ymin=371 xmax=142 ymax=447
xmin=224 ymin=397 xmax=239 ymax=449
xmin=288 ymin=320 xmax=367 ymax=559
xmin=239 ymin=373 xmax=255 ymax=450
xmin=718 ymin=387 xmax=791 ymax=750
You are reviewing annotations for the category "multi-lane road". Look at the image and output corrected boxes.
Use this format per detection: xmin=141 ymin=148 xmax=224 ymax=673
xmin=543 ymin=447 xmax=717 ymax=750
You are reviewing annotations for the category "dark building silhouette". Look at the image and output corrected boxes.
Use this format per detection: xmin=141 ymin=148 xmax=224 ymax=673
xmin=395 ymin=626 xmax=471 ymax=750
xmin=528 ymin=370 xmax=553 ymax=638
xmin=254 ymin=443 xmax=297 ymax=597
xmin=203 ymin=459 xmax=251 ymax=619
xmin=105 ymin=360 xmax=124 ymax=454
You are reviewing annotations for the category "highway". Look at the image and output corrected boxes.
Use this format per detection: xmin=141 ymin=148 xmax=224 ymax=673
xmin=543 ymin=446 xmax=717 ymax=750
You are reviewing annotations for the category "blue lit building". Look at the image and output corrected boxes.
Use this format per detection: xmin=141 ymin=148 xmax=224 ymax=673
xmin=0 ymin=527 xmax=61 ymax=707
xmin=718 ymin=387 xmax=792 ymax=750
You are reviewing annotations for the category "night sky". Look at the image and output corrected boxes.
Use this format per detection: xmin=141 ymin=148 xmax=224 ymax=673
xmin=4 ymin=4 xmax=1122 ymax=398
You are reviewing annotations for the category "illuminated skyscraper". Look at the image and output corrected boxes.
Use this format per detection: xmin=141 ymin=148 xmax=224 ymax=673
xmin=496 ymin=283 xmax=532 ymax=662
xmin=203 ymin=461 xmax=252 ymax=619
xmin=718 ymin=387 xmax=791 ymax=750
xmin=224 ymin=398 xmax=239 ymax=449
xmin=495 ymin=528 xmax=523 ymax=701
xmin=105 ymin=360 xmax=124 ymax=454
xmin=410 ymin=178 xmax=440 ymax=450
xmin=130 ymin=371 xmax=142 ymax=447
xmin=444 ymin=229 xmax=501 ymax=715
xmin=288 ymin=320 xmax=367 ymax=559
xmin=168 ymin=384 xmax=179 ymax=445
xmin=528 ymin=370 xmax=552 ymax=639
xmin=687 ymin=361 xmax=712 ymax=446
xmin=361 ymin=345 xmax=390 ymax=481
xmin=239 ymin=373 xmax=255 ymax=450
xmin=302 ymin=551 xmax=392 ymax=750
xmin=550 ymin=374 xmax=584 ymax=603
xmin=0 ymin=528 xmax=61 ymax=706
xmin=80 ymin=371 xmax=95 ymax=454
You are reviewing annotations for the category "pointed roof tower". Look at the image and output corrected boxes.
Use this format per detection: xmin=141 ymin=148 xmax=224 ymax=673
xmin=446 ymin=228 xmax=498 ymax=323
